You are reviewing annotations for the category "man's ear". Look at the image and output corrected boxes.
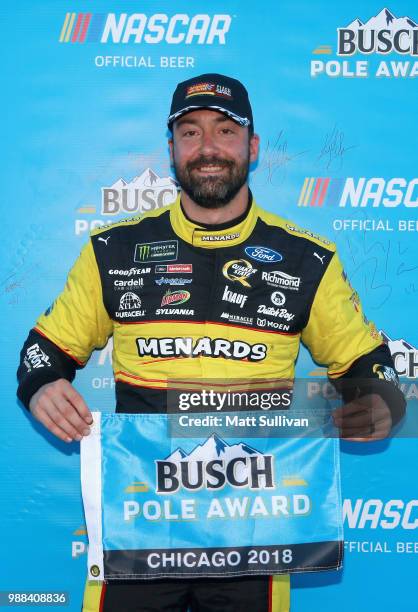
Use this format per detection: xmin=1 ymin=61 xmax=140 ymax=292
xmin=168 ymin=137 xmax=174 ymax=165
xmin=249 ymin=133 xmax=260 ymax=163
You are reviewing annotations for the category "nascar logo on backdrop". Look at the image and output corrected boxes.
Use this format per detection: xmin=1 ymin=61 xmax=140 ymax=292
xmin=59 ymin=13 xmax=232 ymax=45
xmin=297 ymin=177 xmax=418 ymax=233
xmin=343 ymin=497 xmax=418 ymax=557
xmin=310 ymin=8 xmax=418 ymax=78
xmin=298 ymin=177 xmax=418 ymax=208
xmin=59 ymin=12 xmax=233 ymax=69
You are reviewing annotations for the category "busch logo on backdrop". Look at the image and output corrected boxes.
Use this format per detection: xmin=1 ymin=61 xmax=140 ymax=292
xmin=338 ymin=8 xmax=418 ymax=56
xmin=102 ymin=168 xmax=178 ymax=215
xmin=311 ymin=8 xmax=418 ymax=78
xmin=381 ymin=331 xmax=418 ymax=379
xmin=156 ymin=434 xmax=274 ymax=493
xmin=75 ymin=169 xmax=178 ymax=236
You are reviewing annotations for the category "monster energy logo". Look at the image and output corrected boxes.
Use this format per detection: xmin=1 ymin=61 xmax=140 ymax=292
xmin=134 ymin=240 xmax=178 ymax=263
xmin=136 ymin=244 xmax=151 ymax=260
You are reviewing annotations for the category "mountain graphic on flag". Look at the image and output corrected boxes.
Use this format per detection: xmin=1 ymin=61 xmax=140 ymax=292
xmin=166 ymin=433 xmax=261 ymax=462
xmin=165 ymin=434 xmax=265 ymax=485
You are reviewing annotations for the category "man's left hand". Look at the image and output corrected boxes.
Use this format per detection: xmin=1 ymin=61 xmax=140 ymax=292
xmin=332 ymin=393 xmax=392 ymax=442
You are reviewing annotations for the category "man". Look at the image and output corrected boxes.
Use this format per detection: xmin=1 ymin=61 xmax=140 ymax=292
xmin=17 ymin=74 xmax=405 ymax=611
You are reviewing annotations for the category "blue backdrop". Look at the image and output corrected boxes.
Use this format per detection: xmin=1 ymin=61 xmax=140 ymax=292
xmin=2 ymin=1 xmax=417 ymax=610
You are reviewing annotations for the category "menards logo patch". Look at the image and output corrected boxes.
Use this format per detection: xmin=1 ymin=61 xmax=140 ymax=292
xmin=136 ymin=337 xmax=267 ymax=361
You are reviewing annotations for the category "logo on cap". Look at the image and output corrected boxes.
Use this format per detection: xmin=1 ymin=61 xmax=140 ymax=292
xmin=186 ymin=82 xmax=233 ymax=100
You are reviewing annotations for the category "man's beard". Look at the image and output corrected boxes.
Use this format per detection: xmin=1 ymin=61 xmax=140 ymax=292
xmin=172 ymin=151 xmax=250 ymax=209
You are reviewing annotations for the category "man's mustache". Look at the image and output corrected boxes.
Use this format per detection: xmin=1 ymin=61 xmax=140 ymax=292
xmin=186 ymin=156 xmax=234 ymax=172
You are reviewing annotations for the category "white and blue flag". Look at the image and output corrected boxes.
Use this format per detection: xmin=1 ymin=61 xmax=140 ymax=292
xmin=81 ymin=412 xmax=343 ymax=580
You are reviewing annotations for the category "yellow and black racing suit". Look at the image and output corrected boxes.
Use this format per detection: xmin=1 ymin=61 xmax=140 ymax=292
xmin=17 ymin=194 xmax=405 ymax=612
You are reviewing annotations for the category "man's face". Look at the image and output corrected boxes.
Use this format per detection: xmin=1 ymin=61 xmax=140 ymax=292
xmin=169 ymin=109 xmax=259 ymax=209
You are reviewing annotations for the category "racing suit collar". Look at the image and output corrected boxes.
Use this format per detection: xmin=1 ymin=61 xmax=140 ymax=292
xmin=170 ymin=193 xmax=258 ymax=248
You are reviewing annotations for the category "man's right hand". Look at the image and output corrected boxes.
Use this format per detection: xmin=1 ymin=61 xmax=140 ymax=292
xmin=29 ymin=379 xmax=92 ymax=443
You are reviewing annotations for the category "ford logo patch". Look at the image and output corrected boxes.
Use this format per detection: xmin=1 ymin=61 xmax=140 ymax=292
xmin=244 ymin=246 xmax=283 ymax=263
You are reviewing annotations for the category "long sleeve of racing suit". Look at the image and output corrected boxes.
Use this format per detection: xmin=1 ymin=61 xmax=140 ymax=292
xmin=17 ymin=240 xmax=113 ymax=409
xmin=301 ymin=251 xmax=405 ymax=426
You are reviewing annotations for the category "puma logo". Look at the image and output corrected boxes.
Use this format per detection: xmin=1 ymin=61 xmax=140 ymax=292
xmin=313 ymin=252 xmax=325 ymax=264
xmin=98 ymin=236 xmax=110 ymax=246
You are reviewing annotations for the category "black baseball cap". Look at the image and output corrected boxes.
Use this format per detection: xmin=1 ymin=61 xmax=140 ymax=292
xmin=167 ymin=73 xmax=253 ymax=129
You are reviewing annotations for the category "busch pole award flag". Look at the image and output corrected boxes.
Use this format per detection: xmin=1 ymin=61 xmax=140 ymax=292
xmin=81 ymin=412 xmax=343 ymax=580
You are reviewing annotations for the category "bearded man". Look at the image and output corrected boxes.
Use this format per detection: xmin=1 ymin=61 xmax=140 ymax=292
xmin=17 ymin=74 xmax=405 ymax=611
